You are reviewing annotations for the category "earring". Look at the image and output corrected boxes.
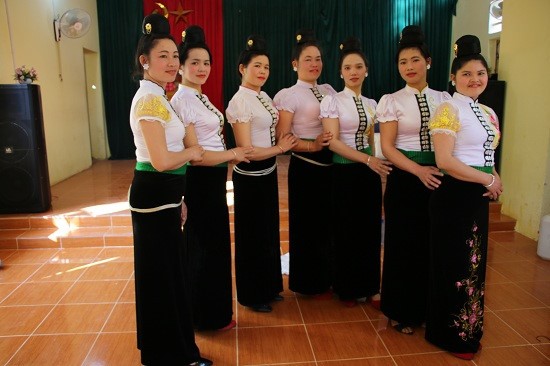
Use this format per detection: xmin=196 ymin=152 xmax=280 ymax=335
xmin=340 ymin=74 xmax=343 ymax=79
xmin=143 ymin=63 xmax=149 ymax=70
xmin=293 ymin=67 xmax=297 ymax=72
xmin=178 ymin=69 xmax=183 ymax=76
xmin=365 ymin=72 xmax=368 ymax=78
xmin=451 ymin=80 xmax=456 ymax=86
xmin=427 ymin=64 xmax=431 ymax=70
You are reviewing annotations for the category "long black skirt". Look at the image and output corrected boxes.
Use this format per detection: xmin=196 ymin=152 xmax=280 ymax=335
xmin=288 ymin=150 xmax=333 ymax=295
xmin=380 ymin=166 xmax=433 ymax=326
xmin=426 ymin=175 xmax=488 ymax=354
xmin=184 ymin=165 xmax=233 ymax=330
xmin=130 ymin=170 xmax=200 ymax=366
xmin=232 ymin=157 xmax=283 ymax=306
xmin=331 ymin=162 xmax=382 ymax=300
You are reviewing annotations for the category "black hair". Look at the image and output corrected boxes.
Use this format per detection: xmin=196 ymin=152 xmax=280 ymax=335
xmin=338 ymin=37 xmax=368 ymax=71
xmin=450 ymin=34 xmax=489 ymax=75
xmin=291 ymin=29 xmax=321 ymax=61
xmin=236 ymin=34 xmax=269 ymax=79
xmin=178 ymin=25 xmax=213 ymax=65
xmin=133 ymin=13 xmax=176 ymax=80
xmin=395 ymin=25 xmax=431 ymax=63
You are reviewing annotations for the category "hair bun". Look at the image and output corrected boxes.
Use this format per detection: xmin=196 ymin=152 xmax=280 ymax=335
xmin=454 ymin=35 xmax=482 ymax=58
xmin=295 ymin=29 xmax=316 ymax=44
xmin=339 ymin=36 xmax=362 ymax=53
xmin=399 ymin=25 xmax=425 ymax=47
xmin=142 ymin=13 xmax=170 ymax=35
xmin=245 ymin=34 xmax=267 ymax=51
xmin=181 ymin=25 xmax=206 ymax=44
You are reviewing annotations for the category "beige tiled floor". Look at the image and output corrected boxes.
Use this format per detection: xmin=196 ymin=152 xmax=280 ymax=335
xmin=0 ymin=158 xmax=548 ymax=365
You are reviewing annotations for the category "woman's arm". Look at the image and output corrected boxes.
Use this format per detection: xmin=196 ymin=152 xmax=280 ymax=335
xmin=432 ymin=133 xmax=503 ymax=197
xmin=379 ymin=121 xmax=442 ymax=189
xmin=323 ymin=117 xmax=391 ymax=176
xmin=183 ymin=124 xmax=253 ymax=166
xmin=139 ymin=120 xmax=203 ymax=171
xmin=232 ymin=122 xmax=296 ymax=161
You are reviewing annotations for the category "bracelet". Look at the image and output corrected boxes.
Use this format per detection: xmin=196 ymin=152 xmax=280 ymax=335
xmin=366 ymin=156 xmax=371 ymax=166
xmin=277 ymin=145 xmax=285 ymax=154
xmin=484 ymin=174 xmax=495 ymax=188
xmin=307 ymin=141 xmax=311 ymax=152
xmin=230 ymin=149 xmax=237 ymax=158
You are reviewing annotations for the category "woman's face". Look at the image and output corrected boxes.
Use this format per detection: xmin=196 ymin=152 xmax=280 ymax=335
xmin=181 ymin=48 xmax=211 ymax=88
xmin=295 ymin=45 xmax=322 ymax=83
xmin=341 ymin=53 xmax=367 ymax=91
xmin=452 ymin=60 xmax=488 ymax=100
xmin=141 ymin=38 xmax=179 ymax=87
xmin=240 ymin=54 xmax=270 ymax=91
xmin=397 ymin=47 xmax=430 ymax=89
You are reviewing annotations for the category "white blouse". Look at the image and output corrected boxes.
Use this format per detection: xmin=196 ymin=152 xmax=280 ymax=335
xmin=429 ymin=92 xmax=500 ymax=167
xmin=273 ymin=79 xmax=337 ymax=139
xmin=130 ymin=80 xmax=185 ymax=163
xmin=170 ymin=84 xmax=226 ymax=151
xmin=320 ymin=87 xmax=377 ymax=150
xmin=226 ymin=86 xmax=279 ymax=148
xmin=376 ymin=85 xmax=451 ymax=151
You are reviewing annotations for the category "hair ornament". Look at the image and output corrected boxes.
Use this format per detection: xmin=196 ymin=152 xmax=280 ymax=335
xmin=453 ymin=43 xmax=458 ymax=56
xmin=339 ymin=43 xmax=343 ymax=50
xmin=296 ymin=34 xmax=302 ymax=42
xmin=182 ymin=30 xmax=186 ymax=42
xmin=145 ymin=23 xmax=152 ymax=34
xmin=247 ymin=39 xmax=253 ymax=47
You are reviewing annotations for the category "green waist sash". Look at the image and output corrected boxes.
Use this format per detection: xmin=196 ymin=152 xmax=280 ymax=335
xmin=398 ymin=149 xmax=435 ymax=165
xmin=135 ymin=161 xmax=187 ymax=175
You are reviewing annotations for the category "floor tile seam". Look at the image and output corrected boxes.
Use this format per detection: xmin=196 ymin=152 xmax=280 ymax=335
xmin=489 ymin=309 xmax=539 ymax=345
xmin=486 ymin=264 xmax=525 ymax=283
xmin=293 ymin=296 xmax=318 ymax=364
xmin=2 ymin=334 xmax=32 ymax=366
xmin=487 ymin=281 xmax=547 ymax=307
xmin=365 ymin=317 xmax=397 ymax=362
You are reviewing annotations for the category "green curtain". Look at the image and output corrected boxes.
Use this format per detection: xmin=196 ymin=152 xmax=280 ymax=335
xmin=97 ymin=0 xmax=143 ymax=159
xmin=223 ymin=0 xmax=457 ymax=107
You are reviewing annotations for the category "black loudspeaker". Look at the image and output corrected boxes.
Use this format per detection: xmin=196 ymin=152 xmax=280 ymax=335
xmin=447 ymin=80 xmax=506 ymax=173
xmin=0 ymin=84 xmax=51 ymax=213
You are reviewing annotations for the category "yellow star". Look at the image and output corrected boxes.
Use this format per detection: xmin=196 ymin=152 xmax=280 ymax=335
xmin=169 ymin=1 xmax=193 ymax=24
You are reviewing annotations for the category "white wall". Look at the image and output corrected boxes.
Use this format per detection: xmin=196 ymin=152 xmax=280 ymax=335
xmin=0 ymin=0 xmax=107 ymax=185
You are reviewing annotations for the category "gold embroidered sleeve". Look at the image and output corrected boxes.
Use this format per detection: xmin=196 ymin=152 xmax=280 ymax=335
xmin=134 ymin=95 xmax=170 ymax=123
xmin=429 ymin=103 xmax=460 ymax=136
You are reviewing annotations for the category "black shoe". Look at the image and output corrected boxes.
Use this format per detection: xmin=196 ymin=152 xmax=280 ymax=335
xmin=273 ymin=294 xmax=284 ymax=301
xmin=249 ymin=304 xmax=272 ymax=312
xmin=189 ymin=357 xmax=213 ymax=366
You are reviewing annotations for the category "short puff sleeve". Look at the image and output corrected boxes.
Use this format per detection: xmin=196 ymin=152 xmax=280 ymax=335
xmin=319 ymin=95 xmax=339 ymax=119
xmin=375 ymin=94 xmax=397 ymax=123
xmin=226 ymin=94 xmax=252 ymax=124
xmin=170 ymin=95 xmax=194 ymax=127
xmin=273 ymin=88 xmax=296 ymax=112
xmin=429 ymin=102 xmax=460 ymax=137
xmin=134 ymin=94 xmax=171 ymax=126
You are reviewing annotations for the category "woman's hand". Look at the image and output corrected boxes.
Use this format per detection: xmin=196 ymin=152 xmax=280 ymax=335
xmin=367 ymin=156 xmax=393 ymax=177
xmin=312 ymin=131 xmax=333 ymax=151
xmin=483 ymin=174 xmax=503 ymax=200
xmin=278 ymin=133 xmax=298 ymax=152
xmin=187 ymin=145 xmax=204 ymax=163
xmin=230 ymin=146 xmax=255 ymax=163
xmin=415 ymin=165 xmax=444 ymax=190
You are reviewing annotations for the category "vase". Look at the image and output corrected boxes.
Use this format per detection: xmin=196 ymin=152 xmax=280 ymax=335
xmin=18 ymin=79 xmax=32 ymax=84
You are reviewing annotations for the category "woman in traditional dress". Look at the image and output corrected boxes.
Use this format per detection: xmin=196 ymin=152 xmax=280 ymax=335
xmin=170 ymin=25 xmax=252 ymax=331
xmin=226 ymin=35 xmax=297 ymax=312
xmin=376 ymin=25 xmax=451 ymax=334
xmin=426 ymin=34 xmax=502 ymax=360
xmin=320 ymin=37 xmax=392 ymax=307
xmin=273 ymin=29 xmax=336 ymax=298
xmin=129 ymin=14 xmax=212 ymax=366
